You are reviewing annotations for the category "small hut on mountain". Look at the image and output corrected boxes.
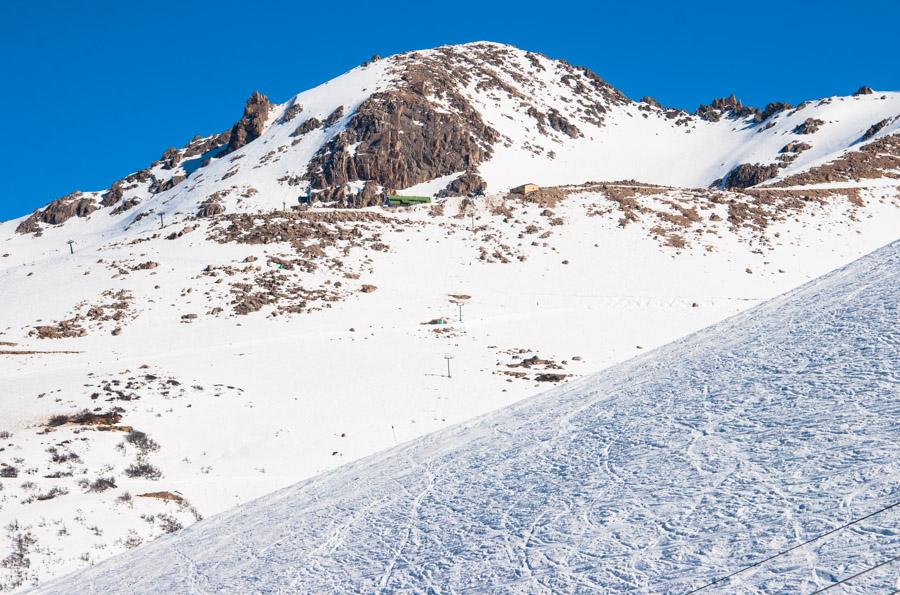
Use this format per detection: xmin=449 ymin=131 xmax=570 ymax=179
xmin=511 ymin=183 xmax=539 ymax=195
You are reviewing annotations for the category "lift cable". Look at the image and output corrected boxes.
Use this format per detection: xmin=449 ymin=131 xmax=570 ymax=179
xmin=688 ymin=499 xmax=900 ymax=593
xmin=809 ymin=552 xmax=900 ymax=594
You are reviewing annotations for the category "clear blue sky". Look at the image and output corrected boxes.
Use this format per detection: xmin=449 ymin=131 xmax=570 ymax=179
xmin=1 ymin=0 xmax=896 ymax=221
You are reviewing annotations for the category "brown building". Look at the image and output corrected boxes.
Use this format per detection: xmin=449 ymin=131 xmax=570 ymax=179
xmin=510 ymin=183 xmax=539 ymax=195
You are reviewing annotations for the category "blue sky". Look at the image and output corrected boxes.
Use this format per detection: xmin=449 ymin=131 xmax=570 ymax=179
xmin=1 ymin=0 xmax=897 ymax=221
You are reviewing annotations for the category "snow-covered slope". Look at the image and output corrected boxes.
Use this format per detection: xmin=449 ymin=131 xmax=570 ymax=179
xmin=1 ymin=41 xmax=900 ymax=591
xmin=35 ymin=239 xmax=900 ymax=594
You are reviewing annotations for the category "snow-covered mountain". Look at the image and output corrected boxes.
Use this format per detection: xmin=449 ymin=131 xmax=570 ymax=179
xmin=8 ymin=42 xmax=900 ymax=235
xmin=1 ymin=42 xmax=899 ymax=591
xmin=34 ymin=239 xmax=900 ymax=594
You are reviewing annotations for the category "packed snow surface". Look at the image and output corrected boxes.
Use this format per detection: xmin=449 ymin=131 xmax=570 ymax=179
xmin=37 ymin=240 xmax=900 ymax=593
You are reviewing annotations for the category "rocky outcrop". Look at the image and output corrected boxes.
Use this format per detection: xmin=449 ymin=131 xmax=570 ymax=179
xmin=437 ymin=173 xmax=487 ymax=197
xmin=780 ymin=141 xmax=812 ymax=154
xmin=291 ymin=117 xmax=321 ymax=138
xmin=159 ymin=147 xmax=181 ymax=170
xmin=772 ymin=132 xmax=900 ymax=186
xmin=323 ymin=106 xmax=345 ymax=128
xmin=862 ymin=118 xmax=892 ymax=141
xmin=695 ymin=95 xmax=759 ymax=122
xmin=197 ymin=195 xmax=225 ymax=217
xmin=280 ymin=101 xmax=304 ymax=123
xmin=794 ymin=118 xmax=824 ymax=135
xmin=546 ymin=108 xmax=582 ymax=138
xmin=305 ymin=89 xmax=498 ymax=198
xmin=756 ymin=102 xmax=792 ymax=122
xmin=853 ymin=86 xmax=874 ymax=96
xmin=640 ymin=96 xmax=662 ymax=109
xmin=149 ymin=174 xmax=185 ymax=194
xmin=100 ymin=183 xmax=124 ymax=207
xmin=297 ymin=43 xmax=630 ymax=204
xmin=16 ymin=192 xmax=98 ymax=234
xmin=110 ymin=197 xmax=141 ymax=215
xmin=221 ymin=91 xmax=271 ymax=156
xmin=183 ymin=132 xmax=229 ymax=158
xmin=716 ymin=163 xmax=780 ymax=189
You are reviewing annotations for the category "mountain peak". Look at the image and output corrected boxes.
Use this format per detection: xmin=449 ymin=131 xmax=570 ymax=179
xmin=7 ymin=43 xmax=900 ymax=234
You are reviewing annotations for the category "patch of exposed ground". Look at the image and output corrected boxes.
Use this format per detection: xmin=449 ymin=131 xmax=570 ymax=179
xmin=768 ymin=132 xmax=900 ymax=187
xmin=30 ymin=290 xmax=136 ymax=339
xmin=492 ymin=348 xmax=583 ymax=385
xmin=204 ymin=210 xmax=405 ymax=316
xmin=492 ymin=180 xmax=877 ymax=249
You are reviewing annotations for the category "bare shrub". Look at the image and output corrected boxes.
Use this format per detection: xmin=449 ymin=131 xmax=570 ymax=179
xmin=0 ymin=523 xmax=37 ymax=590
xmin=157 ymin=514 xmax=183 ymax=534
xmin=35 ymin=486 xmax=69 ymax=501
xmin=124 ymin=431 xmax=159 ymax=454
xmin=122 ymin=530 xmax=142 ymax=549
xmin=86 ymin=477 xmax=117 ymax=493
xmin=48 ymin=448 xmax=81 ymax=465
xmin=124 ymin=463 xmax=161 ymax=480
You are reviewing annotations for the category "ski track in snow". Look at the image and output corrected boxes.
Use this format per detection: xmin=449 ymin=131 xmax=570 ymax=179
xmin=34 ymin=241 xmax=900 ymax=594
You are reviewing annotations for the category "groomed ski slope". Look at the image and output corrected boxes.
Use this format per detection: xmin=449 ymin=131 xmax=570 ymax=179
xmin=34 ymin=241 xmax=900 ymax=593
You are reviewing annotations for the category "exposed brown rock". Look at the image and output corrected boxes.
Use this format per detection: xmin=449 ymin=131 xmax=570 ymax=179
xmin=100 ymin=183 xmax=124 ymax=207
xmin=323 ymin=106 xmax=345 ymax=128
xmin=182 ymin=132 xmax=229 ymax=158
xmin=221 ymin=91 xmax=271 ymax=155
xmin=280 ymin=101 xmax=304 ymax=123
xmin=717 ymin=163 xmax=780 ymax=189
xmin=546 ymin=108 xmax=582 ymax=138
xmin=16 ymin=191 xmax=98 ymax=233
xmin=437 ymin=173 xmax=487 ymax=197
xmin=291 ymin=117 xmax=321 ymax=137
xmin=794 ymin=118 xmax=824 ymax=135
xmin=853 ymin=86 xmax=874 ymax=96
xmin=861 ymin=118 xmax=893 ymax=141
xmin=33 ymin=318 xmax=87 ymax=339
xmin=111 ymin=197 xmax=141 ymax=215
xmin=137 ymin=491 xmax=183 ymax=502
xmin=695 ymin=95 xmax=759 ymax=122
xmin=305 ymin=89 xmax=497 ymax=199
xmin=755 ymin=102 xmax=792 ymax=122
xmin=640 ymin=96 xmax=662 ymax=109
xmin=772 ymin=132 xmax=900 ymax=186
xmin=159 ymin=147 xmax=181 ymax=170
xmin=131 ymin=261 xmax=159 ymax=271
xmin=197 ymin=195 xmax=225 ymax=217
xmin=780 ymin=141 xmax=812 ymax=154
xmin=149 ymin=174 xmax=185 ymax=194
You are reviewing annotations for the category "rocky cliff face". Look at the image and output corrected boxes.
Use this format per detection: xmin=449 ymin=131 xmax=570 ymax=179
xmin=305 ymin=89 xmax=497 ymax=201
xmin=221 ymin=91 xmax=271 ymax=156
xmin=15 ymin=192 xmax=97 ymax=234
